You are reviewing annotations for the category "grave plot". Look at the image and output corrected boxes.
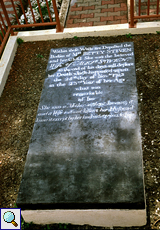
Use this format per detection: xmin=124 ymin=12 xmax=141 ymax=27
xmin=17 ymin=42 xmax=146 ymax=227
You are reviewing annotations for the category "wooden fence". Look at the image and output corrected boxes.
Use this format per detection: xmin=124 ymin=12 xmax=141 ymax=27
xmin=0 ymin=0 xmax=62 ymax=57
xmin=130 ymin=0 xmax=160 ymax=27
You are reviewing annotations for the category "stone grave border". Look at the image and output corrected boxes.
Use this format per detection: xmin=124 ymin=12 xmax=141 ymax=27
xmin=0 ymin=22 xmax=151 ymax=227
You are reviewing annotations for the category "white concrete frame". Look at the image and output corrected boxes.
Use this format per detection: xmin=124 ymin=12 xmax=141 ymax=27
xmin=22 ymin=209 xmax=147 ymax=227
xmin=0 ymin=21 xmax=160 ymax=96
xmin=0 ymin=36 xmax=18 ymax=96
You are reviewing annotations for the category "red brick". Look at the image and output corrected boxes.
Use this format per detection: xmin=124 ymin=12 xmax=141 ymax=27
xmin=83 ymin=5 xmax=95 ymax=11
xmin=71 ymin=6 xmax=83 ymax=12
xmin=102 ymin=0 xmax=114 ymax=5
xmin=141 ymin=9 xmax=152 ymax=14
xmin=69 ymin=15 xmax=81 ymax=19
xmin=81 ymin=13 xmax=94 ymax=19
xmin=114 ymin=6 xmax=127 ymax=11
xmin=115 ymin=0 xmax=126 ymax=3
xmin=140 ymin=2 xmax=148 ymax=6
xmin=101 ymin=8 xmax=114 ymax=13
xmin=140 ymin=9 xmax=149 ymax=13
xmin=115 ymin=15 xmax=127 ymax=20
xmin=150 ymin=2 xmax=158 ymax=5
xmin=141 ymin=2 xmax=157 ymax=5
xmin=71 ymin=3 xmax=77 ymax=8
xmin=101 ymin=16 xmax=114 ymax=21
xmin=7 ymin=10 xmax=15 ymax=14
xmin=141 ymin=8 xmax=156 ymax=13
xmin=121 ymin=19 xmax=128 ymax=23
xmin=121 ymin=3 xmax=127 ymax=7
xmin=67 ymin=19 xmax=73 ymax=24
xmin=66 ymin=23 xmax=80 ymax=28
xmin=4 ymin=0 xmax=17 ymax=2
xmin=4 ymin=4 xmax=13 ymax=8
xmin=79 ymin=22 xmax=93 ymax=27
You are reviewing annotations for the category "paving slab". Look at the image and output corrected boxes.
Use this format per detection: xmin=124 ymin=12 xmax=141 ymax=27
xmin=66 ymin=0 xmax=128 ymax=28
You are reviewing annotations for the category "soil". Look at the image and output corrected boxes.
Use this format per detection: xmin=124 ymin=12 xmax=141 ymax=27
xmin=0 ymin=34 xmax=160 ymax=230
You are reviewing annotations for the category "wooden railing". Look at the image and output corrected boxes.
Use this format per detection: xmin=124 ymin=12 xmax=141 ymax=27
xmin=1 ymin=0 xmax=160 ymax=56
xmin=0 ymin=0 xmax=62 ymax=57
xmin=130 ymin=0 xmax=160 ymax=27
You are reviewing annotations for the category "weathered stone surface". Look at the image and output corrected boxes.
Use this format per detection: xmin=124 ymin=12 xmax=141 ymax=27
xmin=17 ymin=42 xmax=145 ymax=210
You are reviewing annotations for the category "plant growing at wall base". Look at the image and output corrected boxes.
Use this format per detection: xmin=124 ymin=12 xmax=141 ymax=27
xmin=58 ymin=223 xmax=69 ymax=229
xmin=125 ymin=33 xmax=132 ymax=38
xmin=17 ymin=38 xmax=24 ymax=45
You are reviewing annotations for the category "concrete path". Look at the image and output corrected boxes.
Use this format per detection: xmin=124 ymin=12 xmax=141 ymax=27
xmin=66 ymin=0 xmax=128 ymax=28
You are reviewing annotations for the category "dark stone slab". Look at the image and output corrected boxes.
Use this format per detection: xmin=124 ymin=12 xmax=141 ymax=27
xmin=17 ymin=42 xmax=145 ymax=210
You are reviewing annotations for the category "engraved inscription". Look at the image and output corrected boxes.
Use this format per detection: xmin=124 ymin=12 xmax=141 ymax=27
xmin=35 ymin=43 xmax=136 ymax=122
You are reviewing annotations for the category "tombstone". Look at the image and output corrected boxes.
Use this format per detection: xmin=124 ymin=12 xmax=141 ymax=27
xmin=16 ymin=42 xmax=146 ymax=227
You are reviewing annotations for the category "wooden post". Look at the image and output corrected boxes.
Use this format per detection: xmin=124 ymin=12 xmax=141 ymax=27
xmin=130 ymin=0 xmax=135 ymax=28
xmin=51 ymin=0 xmax=63 ymax=32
